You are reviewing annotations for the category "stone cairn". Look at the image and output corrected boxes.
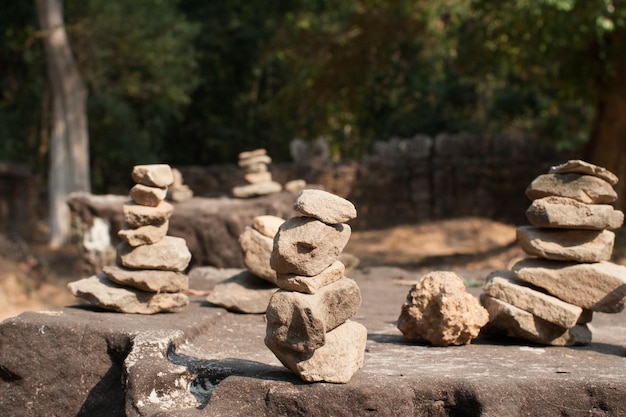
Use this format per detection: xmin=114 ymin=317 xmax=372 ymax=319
xmin=265 ymin=189 xmax=367 ymax=383
xmin=68 ymin=164 xmax=192 ymax=314
xmin=481 ymin=160 xmax=626 ymax=345
xmin=232 ymin=148 xmax=282 ymax=198
xmin=167 ymin=168 xmax=193 ymax=202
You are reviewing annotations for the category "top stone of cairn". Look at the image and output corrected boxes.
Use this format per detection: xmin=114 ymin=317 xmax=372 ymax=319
xmin=549 ymin=159 xmax=619 ymax=185
xmin=132 ymin=164 xmax=174 ymax=188
xmin=294 ymin=189 xmax=357 ymax=224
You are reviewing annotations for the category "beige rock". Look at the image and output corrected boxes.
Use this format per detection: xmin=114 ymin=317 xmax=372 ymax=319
xmin=68 ymin=274 xmax=189 ymax=314
xmin=516 ymin=226 xmax=615 ymax=263
xmin=526 ymin=196 xmax=624 ymax=230
xmin=265 ymin=277 xmax=362 ymax=353
xmin=239 ymin=226 xmax=277 ymax=284
xmin=118 ymin=221 xmax=169 ymax=247
xmin=525 ymin=173 xmax=617 ymax=204
xmin=481 ymin=295 xmax=591 ymax=346
xmin=293 ymin=189 xmax=357 ymax=224
xmin=483 ymin=269 xmax=582 ymax=328
xmin=103 ymin=265 xmax=188 ymax=293
xmin=251 ymin=215 xmax=284 ymax=238
xmin=132 ymin=164 xmax=174 ymax=188
xmin=512 ymin=258 xmax=626 ymax=313
xmin=206 ymin=271 xmax=278 ymax=314
xmin=244 ymin=171 xmax=272 ymax=184
xmin=284 ymin=179 xmax=307 ymax=193
xmin=271 ymin=216 xmax=351 ymax=276
xmin=265 ymin=320 xmax=367 ymax=383
xmin=238 ymin=154 xmax=272 ymax=168
xmin=549 ymin=159 xmax=619 ymax=185
xmin=238 ymin=148 xmax=267 ymax=160
xmin=118 ymin=236 xmax=192 ymax=272
xmin=396 ymin=271 xmax=488 ymax=346
xmin=130 ymin=184 xmax=167 ymax=207
xmin=232 ymin=181 xmax=282 ymax=198
xmin=123 ymin=200 xmax=174 ymax=228
xmin=244 ymin=163 xmax=269 ymax=173
xmin=171 ymin=168 xmax=184 ymax=187
xmin=167 ymin=185 xmax=193 ymax=202
xmin=277 ymin=260 xmax=345 ymax=294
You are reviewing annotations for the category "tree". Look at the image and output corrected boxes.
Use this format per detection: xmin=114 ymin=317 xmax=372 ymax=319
xmin=35 ymin=0 xmax=90 ymax=247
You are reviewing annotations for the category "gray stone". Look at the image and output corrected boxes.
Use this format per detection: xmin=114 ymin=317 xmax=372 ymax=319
xmin=276 ymin=260 xmax=345 ymax=294
xmin=265 ymin=320 xmax=367 ymax=383
xmin=132 ymin=164 xmax=174 ymax=188
xmin=123 ymin=200 xmax=174 ymax=228
xmin=239 ymin=226 xmax=277 ymax=284
xmin=265 ymin=277 xmax=362 ymax=353
xmin=525 ymin=173 xmax=617 ymax=204
xmin=516 ymin=225 xmax=615 ymax=262
xmin=526 ymin=196 xmax=624 ymax=230
xmin=512 ymin=258 xmax=626 ymax=313
xmin=293 ymin=189 xmax=357 ymax=224
xmin=67 ymin=274 xmax=189 ymax=314
xmin=232 ymin=181 xmax=282 ymax=198
xmin=206 ymin=271 xmax=278 ymax=314
xmin=129 ymin=183 xmax=167 ymax=207
xmin=118 ymin=236 xmax=191 ymax=272
xmin=271 ymin=216 xmax=351 ymax=276
xmin=549 ymin=159 xmax=619 ymax=185
xmin=483 ymin=269 xmax=582 ymax=328
xmin=103 ymin=265 xmax=188 ymax=293
xmin=118 ymin=220 xmax=169 ymax=247
xmin=251 ymin=215 xmax=284 ymax=238
xmin=481 ymin=295 xmax=592 ymax=346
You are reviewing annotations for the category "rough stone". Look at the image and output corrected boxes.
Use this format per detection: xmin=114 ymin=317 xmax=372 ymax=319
xmin=481 ymin=295 xmax=592 ymax=346
xmin=265 ymin=320 xmax=367 ymax=384
xmin=118 ymin=236 xmax=192 ymax=272
xmin=276 ymin=260 xmax=345 ymax=294
xmin=132 ymin=164 xmax=174 ymax=188
xmin=512 ymin=258 xmax=626 ymax=313
xmin=526 ymin=196 xmax=624 ymax=230
xmin=516 ymin=225 xmax=615 ymax=263
xmin=244 ymin=171 xmax=272 ymax=184
xmin=239 ymin=226 xmax=277 ymax=284
xmin=397 ymin=271 xmax=488 ymax=346
xmin=67 ymin=274 xmax=189 ymax=314
xmin=118 ymin=220 xmax=169 ymax=247
xmin=293 ymin=189 xmax=357 ymax=224
xmin=103 ymin=265 xmax=188 ymax=293
xmin=265 ymin=277 xmax=362 ymax=353
xmin=123 ymin=200 xmax=174 ymax=228
xmin=129 ymin=183 xmax=167 ymax=207
xmin=525 ymin=173 xmax=617 ymax=204
xmin=549 ymin=159 xmax=619 ymax=185
xmin=483 ymin=270 xmax=582 ymax=328
xmin=270 ymin=216 xmax=351 ymax=276
xmin=232 ymin=181 xmax=282 ymax=198
xmin=206 ymin=271 xmax=278 ymax=314
xmin=251 ymin=215 xmax=284 ymax=238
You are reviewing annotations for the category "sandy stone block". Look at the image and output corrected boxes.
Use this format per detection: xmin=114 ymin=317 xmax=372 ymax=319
xmin=123 ymin=200 xmax=174 ymax=228
xmin=103 ymin=265 xmax=188 ymax=293
xmin=118 ymin=236 xmax=191 ymax=272
xmin=118 ymin=220 xmax=169 ymax=247
xmin=132 ymin=164 xmax=174 ymax=188
xmin=251 ymin=215 xmax=284 ymax=238
xmin=526 ymin=196 xmax=624 ymax=230
xmin=549 ymin=159 xmax=618 ymax=185
xmin=130 ymin=184 xmax=167 ymax=207
xmin=206 ymin=271 xmax=278 ymax=314
xmin=525 ymin=173 xmax=617 ymax=204
xmin=293 ymin=189 xmax=357 ymax=224
xmin=277 ymin=260 xmax=345 ymax=294
xmin=239 ymin=226 xmax=277 ymax=284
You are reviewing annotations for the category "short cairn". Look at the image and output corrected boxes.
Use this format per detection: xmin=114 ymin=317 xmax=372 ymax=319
xmin=481 ymin=160 xmax=626 ymax=345
xmin=167 ymin=168 xmax=193 ymax=202
xmin=265 ymin=189 xmax=367 ymax=383
xmin=232 ymin=148 xmax=282 ymax=198
xmin=68 ymin=164 xmax=191 ymax=314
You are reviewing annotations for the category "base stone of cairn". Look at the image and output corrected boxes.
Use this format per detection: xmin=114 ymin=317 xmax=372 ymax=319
xmin=68 ymin=164 xmax=191 ymax=314
xmin=481 ymin=160 xmax=626 ymax=345
xmin=232 ymin=148 xmax=282 ymax=198
xmin=265 ymin=189 xmax=367 ymax=383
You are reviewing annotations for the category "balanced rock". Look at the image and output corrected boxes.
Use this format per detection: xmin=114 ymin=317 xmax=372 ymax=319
xmin=132 ymin=164 xmax=174 ymax=188
xmin=130 ymin=184 xmax=167 ymax=207
xmin=206 ymin=271 xmax=278 ymax=314
xmin=277 ymin=260 xmax=345 ymax=294
xmin=123 ymin=200 xmax=174 ymax=228
xmin=293 ymin=189 xmax=357 ymax=224
xmin=118 ymin=236 xmax=191 ymax=272
xmin=118 ymin=220 xmax=169 ymax=247
xmin=549 ymin=159 xmax=619 ymax=185
xmin=239 ymin=154 xmax=272 ymax=168
xmin=397 ymin=271 xmax=488 ymax=346
xmin=525 ymin=173 xmax=617 ymax=204
xmin=252 ymin=215 xmax=284 ymax=238
xmin=239 ymin=226 xmax=277 ymax=284
xmin=103 ymin=266 xmax=188 ymax=293
xmin=526 ymin=196 xmax=624 ymax=230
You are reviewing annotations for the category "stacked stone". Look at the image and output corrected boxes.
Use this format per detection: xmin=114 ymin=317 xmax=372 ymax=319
xmin=265 ymin=189 xmax=367 ymax=383
xmin=232 ymin=148 xmax=282 ymax=198
xmin=482 ymin=160 xmax=626 ymax=346
xmin=68 ymin=164 xmax=191 ymax=314
xmin=166 ymin=168 xmax=193 ymax=202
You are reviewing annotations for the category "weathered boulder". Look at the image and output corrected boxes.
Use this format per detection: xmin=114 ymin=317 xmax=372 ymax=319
xmin=525 ymin=196 xmax=624 ymax=230
xmin=525 ymin=173 xmax=617 ymax=204
xmin=293 ymin=189 xmax=357 ymax=224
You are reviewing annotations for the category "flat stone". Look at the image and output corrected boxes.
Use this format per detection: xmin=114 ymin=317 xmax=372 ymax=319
xmin=132 ymin=164 xmax=174 ymax=188
xmin=123 ymin=200 xmax=174 ymax=228
xmin=284 ymin=179 xmax=307 ymax=193
xmin=118 ymin=236 xmax=192 ymax=272
xmin=293 ymin=189 xmax=357 ymax=224
xmin=118 ymin=220 xmax=169 ymax=246
xmin=238 ymin=148 xmax=267 ymax=160
xmin=516 ymin=225 xmax=615 ymax=263
xmin=239 ymin=226 xmax=277 ymax=284
xmin=206 ymin=271 xmax=278 ymax=314
xmin=129 ymin=183 xmax=167 ymax=207
xmin=67 ymin=274 xmax=189 ymax=314
xmin=271 ymin=216 xmax=351 ymax=276
xmin=244 ymin=171 xmax=273 ymax=184
xmin=276 ymin=260 xmax=345 ymax=294
xmin=265 ymin=320 xmax=367 ymax=383
xmin=526 ymin=196 xmax=624 ymax=230
xmin=481 ymin=295 xmax=592 ymax=346
xmin=251 ymin=215 xmax=284 ymax=238
xmin=483 ymin=270 xmax=582 ymax=328
xmin=525 ymin=173 xmax=617 ymax=204
xmin=103 ymin=265 xmax=188 ymax=293
xmin=549 ymin=159 xmax=619 ymax=185
xmin=266 ymin=277 xmax=362 ymax=353
xmin=512 ymin=258 xmax=626 ymax=313
xmin=238 ymin=154 xmax=272 ymax=168
xmin=397 ymin=271 xmax=488 ymax=346
xmin=232 ymin=181 xmax=282 ymax=198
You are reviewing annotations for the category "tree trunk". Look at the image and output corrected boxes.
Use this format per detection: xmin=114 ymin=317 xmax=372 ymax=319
xmin=35 ymin=0 xmax=90 ymax=248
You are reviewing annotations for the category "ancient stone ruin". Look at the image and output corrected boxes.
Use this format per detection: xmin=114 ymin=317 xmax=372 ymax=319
xmin=481 ymin=160 xmax=626 ymax=345
xmin=67 ymin=164 xmax=192 ymax=314
xmin=265 ymin=189 xmax=367 ymax=383
xmin=232 ymin=148 xmax=283 ymax=198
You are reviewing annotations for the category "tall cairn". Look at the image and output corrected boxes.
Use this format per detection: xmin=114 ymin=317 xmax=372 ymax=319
xmin=481 ymin=160 xmax=626 ymax=345
xmin=265 ymin=190 xmax=367 ymax=383
xmin=232 ymin=148 xmax=282 ymax=198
